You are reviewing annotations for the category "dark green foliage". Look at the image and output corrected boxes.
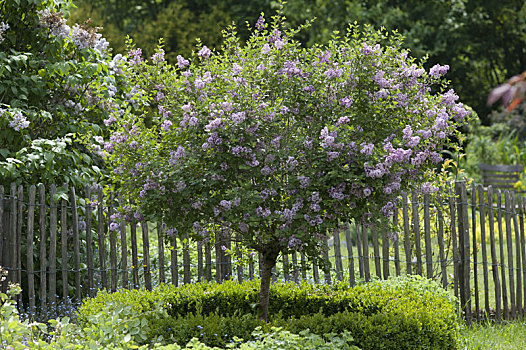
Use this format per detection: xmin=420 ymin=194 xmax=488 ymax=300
xmin=78 ymin=276 xmax=460 ymax=349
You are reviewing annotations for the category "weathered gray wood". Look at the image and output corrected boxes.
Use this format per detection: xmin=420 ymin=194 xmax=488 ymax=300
xmin=291 ymin=251 xmax=299 ymax=283
xmin=456 ymin=181 xmax=471 ymax=323
xmin=471 ymin=184 xmax=480 ymax=318
xmin=183 ymin=231 xmax=190 ymax=284
xmin=108 ymin=194 xmax=118 ymax=293
xmin=141 ymin=221 xmax=152 ymax=290
xmin=249 ymin=254 xmax=255 ymax=280
xmin=84 ymin=186 xmax=93 ymax=296
xmin=236 ymin=234 xmax=243 ymax=283
xmin=224 ymin=229 xmax=232 ymax=280
xmin=355 ymin=221 xmax=364 ymax=278
xmin=362 ymin=223 xmax=370 ymax=281
xmin=38 ymin=184 xmax=47 ymax=309
xmin=283 ymin=253 xmax=290 ymax=281
xmin=479 ymin=163 xmax=523 ymax=191
xmin=170 ymin=232 xmax=178 ymax=286
xmin=511 ymin=192 xmax=522 ymax=316
xmin=382 ymin=221 xmax=389 ymax=280
xmin=119 ymin=198 xmax=128 ymax=290
xmin=197 ymin=239 xmax=203 ymax=283
xmin=312 ymin=259 xmax=319 ymax=284
xmin=402 ymin=192 xmax=412 ymax=275
xmin=412 ymin=191 xmax=423 ymax=276
xmin=97 ymin=187 xmax=107 ymax=290
xmin=487 ymin=187 xmax=501 ymax=320
xmin=16 ymin=185 xmax=22 ymax=305
xmin=0 ymin=186 xmax=4 ymax=275
xmin=49 ymin=184 xmax=57 ymax=306
xmin=157 ymin=223 xmax=165 ymax=284
xmin=449 ymin=189 xmax=459 ymax=300
xmin=496 ymin=191 xmax=509 ymax=318
xmin=300 ymin=252 xmax=307 ymax=281
xmin=424 ymin=193 xmax=433 ymax=279
xmin=61 ymin=185 xmax=69 ymax=298
xmin=10 ymin=184 xmax=17 ymax=286
xmin=26 ymin=185 xmax=36 ymax=315
xmin=333 ymin=228 xmax=343 ymax=281
xmin=478 ymin=185 xmax=490 ymax=317
xmin=436 ymin=198 xmax=447 ymax=289
xmin=505 ymin=191 xmax=516 ymax=319
xmin=344 ymin=223 xmax=355 ymax=287
xmin=215 ymin=230 xmax=222 ymax=283
xmin=130 ymin=216 xmax=139 ymax=288
xmin=521 ymin=196 xmax=526 ymax=317
xmin=393 ymin=207 xmax=400 ymax=276
xmin=70 ymin=186 xmax=81 ymax=301
xmin=205 ymin=240 xmax=212 ymax=282
xmin=323 ymin=238 xmax=331 ymax=284
xmin=371 ymin=224 xmax=381 ymax=278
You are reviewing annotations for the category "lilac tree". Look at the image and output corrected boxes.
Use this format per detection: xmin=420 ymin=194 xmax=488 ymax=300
xmin=102 ymin=14 xmax=470 ymax=320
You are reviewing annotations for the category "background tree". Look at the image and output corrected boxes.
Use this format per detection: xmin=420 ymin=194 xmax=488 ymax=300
xmin=103 ymin=14 xmax=470 ymax=320
xmin=0 ymin=0 xmax=124 ymax=186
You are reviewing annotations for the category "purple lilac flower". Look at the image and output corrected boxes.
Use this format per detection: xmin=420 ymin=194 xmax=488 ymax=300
xmin=360 ymin=142 xmax=374 ymax=155
xmin=337 ymin=116 xmax=349 ymax=125
xmin=109 ymin=222 xmax=120 ymax=232
xmin=381 ymin=202 xmax=395 ymax=217
xmin=232 ymin=63 xmax=242 ymax=75
xmin=232 ymin=112 xmax=245 ymax=124
xmin=205 ymin=118 xmax=223 ymax=131
xmin=151 ymin=49 xmax=165 ymax=63
xmin=161 ymin=120 xmax=172 ymax=131
xmin=166 ymin=228 xmax=178 ymax=237
xmin=8 ymin=111 xmax=30 ymax=131
xmin=361 ymin=43 xmax=373 ymax=55
xmin=104 ymin=116 xmax=116 ymax=126
xmin=274 ymin=39 xmax=284 ymax=49
xmin=429 ymin=64 xmax=449 ymax=78
xmin=255 ymin=16 xmax=266 ymax=30
xmin=256 ymin=207 xmax=271 ymax=217
xmin=177 ymin=55 xmax=190 ymax=68
xmin=262 ymin=43 xmax=271 ymax=54
xmin=339 ymin=96 xmax=353 ymax=108
xmin=442 ymin=89 xmax=459 ymax=106
xmin=128 ymin=48 xmax=142 ymax=65
xmin=324 ymin=67 xmax=342 ymax=79
xmin=220 ymin=200 xmax=232 ymax=211
xmin=288 ymin=235 xmax=303 ymax=250
xmin=198 ymin=46 xmax=211 ymax=59
xmin=298 ymin=176 xmax=310 ymax=188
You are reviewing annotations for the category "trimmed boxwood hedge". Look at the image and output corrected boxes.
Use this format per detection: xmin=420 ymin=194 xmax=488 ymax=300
xmin=77 ymin=275 xmax=461 ymax=349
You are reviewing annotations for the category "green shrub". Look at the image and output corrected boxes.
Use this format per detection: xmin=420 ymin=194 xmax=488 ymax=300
xmin=78 ymin=275 xmax=460 ymax=349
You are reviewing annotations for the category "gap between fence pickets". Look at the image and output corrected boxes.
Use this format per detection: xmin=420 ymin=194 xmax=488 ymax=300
xmin=1 ymin=181 xmax=526 ymax=320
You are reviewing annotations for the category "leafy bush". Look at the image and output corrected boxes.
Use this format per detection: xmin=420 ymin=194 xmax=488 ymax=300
xmin=78 ymin=275 xmax=460 ymax=349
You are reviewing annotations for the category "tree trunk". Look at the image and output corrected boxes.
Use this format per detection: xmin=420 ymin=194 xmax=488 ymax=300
xmin=259 ymin=250 xmax=278 ymax=322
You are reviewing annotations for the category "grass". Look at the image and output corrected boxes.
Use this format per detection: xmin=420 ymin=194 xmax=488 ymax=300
xmin=460 ymin=320 xmax=526 ymax=350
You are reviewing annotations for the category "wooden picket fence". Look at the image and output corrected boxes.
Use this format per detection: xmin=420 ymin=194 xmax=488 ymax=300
xmin=1 ymin=180 xmax=526 ymax=322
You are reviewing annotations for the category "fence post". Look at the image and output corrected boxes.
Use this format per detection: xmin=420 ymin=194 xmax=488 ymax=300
xmin=455 ymin=181 xmax=471 ymax=324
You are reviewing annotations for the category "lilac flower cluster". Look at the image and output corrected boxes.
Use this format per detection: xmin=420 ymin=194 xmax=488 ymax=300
xmin=8 ymin=111 xmax=30 ymax=131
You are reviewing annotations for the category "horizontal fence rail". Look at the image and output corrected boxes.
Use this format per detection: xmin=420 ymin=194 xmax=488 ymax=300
xmin=1 ymin=181 xmax=526 ymax=322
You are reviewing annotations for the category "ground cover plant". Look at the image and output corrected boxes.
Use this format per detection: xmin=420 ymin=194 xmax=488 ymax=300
xmin=100 ymin=3 xmax=471 ymax=320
